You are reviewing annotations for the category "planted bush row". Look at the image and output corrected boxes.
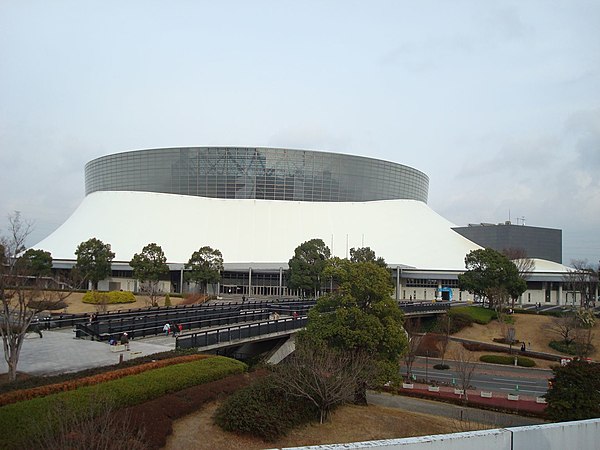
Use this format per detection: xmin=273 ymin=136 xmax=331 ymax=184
xmin=0 ymin=356 xmax=247 ymax=449
xmin=513 ymin=308 xmax=564 ymax=317
xmin=479 ymin=354 xmax=536 ymax=367
xmin=549 ymin=340 xmax=593 ymax=356
xmin=82 ymin=290 xmax=137 ymax=304
xmin=0 ymin=348 xmax=200 ymax=395
xmin=0 ymin=354 xmax=209 ymax=407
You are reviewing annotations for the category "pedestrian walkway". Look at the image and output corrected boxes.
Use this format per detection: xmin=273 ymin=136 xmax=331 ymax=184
xmin=367 ymin=391 xmax=544 ymax=427
xmin=0 ymin=329 xmax=175 ymax=376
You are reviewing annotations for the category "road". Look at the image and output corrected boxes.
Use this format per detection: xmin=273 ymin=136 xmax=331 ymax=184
xmin=404 ymin=357 xmax=552 ymax=397
xmin=367 ymin=391 xmax=545 ymax=427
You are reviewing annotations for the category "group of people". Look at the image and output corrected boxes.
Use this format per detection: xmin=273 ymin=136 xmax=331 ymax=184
xmin=163 ymin=322 xmax=183 ymax=337
xmin=108 ymin=332 xmax=130 ymax=350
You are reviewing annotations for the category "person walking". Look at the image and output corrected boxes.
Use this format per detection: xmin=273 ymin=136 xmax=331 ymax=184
xmin=29 ymin=319 xmax=43 ymax=338
xmin=163 ymin=322 xmax=171 ymax=336
xmin=120 ymin=332 xmax=130 ymax=350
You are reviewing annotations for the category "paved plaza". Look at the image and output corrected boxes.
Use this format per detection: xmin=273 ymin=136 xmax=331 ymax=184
xmin=0 ymin=329 xmax=177 ymax=376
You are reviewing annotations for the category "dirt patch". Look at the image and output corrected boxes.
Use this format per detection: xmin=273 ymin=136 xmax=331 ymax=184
xmin=115 ymin=370 xmax=264 ymax=450
xmin=53 ymin=292 xmax=186 ymax=315
xmin=164 ymin=401 xmax=469 ymax=450
xmin=452 ymin=313 xmax=600 ymax=363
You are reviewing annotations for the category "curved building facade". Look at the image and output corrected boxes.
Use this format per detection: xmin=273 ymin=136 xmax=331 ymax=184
xmin=85 ymin=147 xmax=429 ymax=203
xmin=36 ymin=146 xmax=573 ymax=304
xmin=39 ymin=147 xmax=477 ymax=270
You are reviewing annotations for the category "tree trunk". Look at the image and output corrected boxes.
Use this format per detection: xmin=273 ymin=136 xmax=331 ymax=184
xmin=354 ymin=381 xmax=368 ymax=405
xmin=4 ymin=334 xmax=25 ymax=382
xmin=8 ymin=355 xmax=18 ymax=382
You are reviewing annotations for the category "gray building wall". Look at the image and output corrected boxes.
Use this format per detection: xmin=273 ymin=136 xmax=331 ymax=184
xmin=452 ymin=223 xmax=562 ymax=263
xmin=85 ymin=147 xmax=429 ymax=203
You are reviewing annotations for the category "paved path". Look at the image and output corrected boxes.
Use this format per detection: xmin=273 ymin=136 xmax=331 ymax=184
xmin=367 ymin=391 xmax=545 ymax=427
xmin=0 ymin=329 xmax=175 ymax=376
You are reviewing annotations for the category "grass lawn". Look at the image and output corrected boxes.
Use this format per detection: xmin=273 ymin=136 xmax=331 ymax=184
xmin=450 ymin=306 xmax=497 ymax=324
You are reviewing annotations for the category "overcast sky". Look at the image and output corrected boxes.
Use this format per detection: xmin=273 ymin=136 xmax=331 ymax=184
xmin=1 ymin=1 xmax=599 ymax=266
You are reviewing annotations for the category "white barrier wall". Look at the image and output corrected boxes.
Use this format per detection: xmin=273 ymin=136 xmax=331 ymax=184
xmin=511 ymin=419 xmax=600 ymax=450
xmin=282 ymin=429 xmax=512 ymax=450
xmin=282 ymin=419 xmax=600 ymax=450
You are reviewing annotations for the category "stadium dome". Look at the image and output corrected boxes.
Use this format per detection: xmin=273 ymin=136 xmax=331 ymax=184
xmin=35 ymin=147 xmax=478 ymax=270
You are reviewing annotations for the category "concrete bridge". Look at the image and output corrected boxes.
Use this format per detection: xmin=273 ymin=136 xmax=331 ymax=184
xmin=175 ymin=301 xmax=453 ymax=359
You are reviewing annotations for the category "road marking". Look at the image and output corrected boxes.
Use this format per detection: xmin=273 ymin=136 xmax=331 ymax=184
xmin=499 ymin=387 xmax=546 ymax=394
xmin=492 ymin=378 xmax=539 ymax=384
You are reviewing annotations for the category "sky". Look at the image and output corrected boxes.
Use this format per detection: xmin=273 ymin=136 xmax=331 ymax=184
xmin=1 ymin=1 xmax=599 ymax=266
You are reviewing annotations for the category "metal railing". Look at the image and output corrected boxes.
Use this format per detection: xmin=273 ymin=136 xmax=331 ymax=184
xmin=176 ymin=316 xmax=308 ymax=350
xmin=71 ymin=298 xmax=448 ymax=341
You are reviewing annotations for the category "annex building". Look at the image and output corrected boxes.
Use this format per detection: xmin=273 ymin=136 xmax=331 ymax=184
xmin=35 ymin=147 xmax=577 ymax=306
xmin=453 ymin=222 xmax=562 ymax=264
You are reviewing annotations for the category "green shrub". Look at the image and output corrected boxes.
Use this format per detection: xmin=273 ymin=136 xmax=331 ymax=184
xmin=164 ymin=293 xmax=171 ymax=307
xmin=0 ymin=356 xmax=246 ymax=449
xmin=82 ymin=291 xmax=136 ymax=304
xmin=450 ymin=306 xmax=497 ymax=325
xmin=545 ymin=360 xmax=600 ymax=421
xmin=549 ymin=340 xmax=593 ymax=356
xmin=513 ymin=308 xmax=564 ymax=317
xmin=214 ymin=374 xmax=318 ymax=441
xmin=446 ymin=312 xmax=473 ymax=333
xmin=479 ymin=354 xmax=536 ymax=367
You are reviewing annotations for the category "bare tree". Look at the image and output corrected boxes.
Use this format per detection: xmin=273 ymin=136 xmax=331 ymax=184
xmin=564 ymin=260 xmax=598 ymax=308
xmin=94 ymin=292 xmax=109 ymax=313
xmin=573 ymin=309 xmax=596 ymax=358
xmin=27 ymin=394 xmax=146 ymax=450
xmin=550 ymin=315 xmax=578 ymax=347
xmin=484 ymin=285 xmax=515 ymax=343
xmin=550 ymin=310 xmax=595 ymax=357
xmin=403 ymin=318 xmax=422 ymax=380
xmin=0 ymin=212 xmax=73 ymax=382
xmin=453 ymin=347 xmax=477 ymax=401
xmin=503 ymin=248 xmax=535 ymax=308
xmin=138 ymin=281 xmax=164 ymax=308
xmin=435 ymin=313 xmax=451 ymax=367
xmin=274 ymin=341 xmax=375 ymax=423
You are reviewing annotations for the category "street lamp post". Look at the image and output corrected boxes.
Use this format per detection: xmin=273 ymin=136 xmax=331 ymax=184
xmin=425 ymin=351 xmax=429 ymax=384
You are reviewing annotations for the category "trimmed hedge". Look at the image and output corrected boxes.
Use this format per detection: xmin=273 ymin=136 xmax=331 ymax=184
xmin=82 ymin=290 xmax=136 ymax=304
xmin=0 ymin=356 xmax=246 ymax=449
xmin=513 ymin=308 xmax=564 ymax=318
xmin=479 ymin=354 xmax=536 ymax=367
xmin=549 ymin=340 xmax=593 ymax=356
xmin=0 ymin=349 xmax=200 ymax=396
xmin=0 ymin=354 xmax=209 ymax=407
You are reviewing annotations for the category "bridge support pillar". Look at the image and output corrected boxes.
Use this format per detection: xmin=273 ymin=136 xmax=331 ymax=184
xmin=395 ymin=266 xmax=401 ymax=301
xmin=248 ymin=267 xmax=252 ymax=297
xmin=279 ymin=267 xmax=283 ymax=297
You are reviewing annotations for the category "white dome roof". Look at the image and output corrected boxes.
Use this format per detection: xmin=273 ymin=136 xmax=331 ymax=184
xmin=35 ymin=191 xmax=481 ymax=270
